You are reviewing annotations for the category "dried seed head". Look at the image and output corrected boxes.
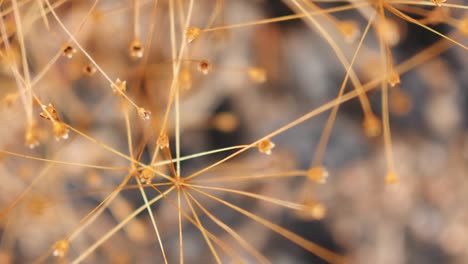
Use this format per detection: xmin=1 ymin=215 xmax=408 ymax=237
xmin=431 ymin=0 xmax=446 ymax=7
xmin=53 ymin=240 xmax=70 ymax=257
xmin=212 ymin=112 xmax=239 ymax=133
xmin=258 ymin=139 xmax=275 ymax=155
xmin=459 ymin=17 xmax=468 ymax=36
xmin=112 ymin=79 xmax=127 ymax=95
xmin=39 ymin=103 xmax=59 ymax=121
xmin=25 ymin=128 xmax=40 ymax=149
xmin=140 ymin=168 xmax=155 ymax=184
xmin=157 ymin=133 xmax=169 ymax=149
xmin=307 ymin=166 xmax=329 ymax=183
xmin=388 ymin=70 xmax=401 ymax=87
xmin=197 ymin=60 xmax=211 ymax=75
xmin=82 ymin=63 xmax=96 ymax=76
xmin=362 ymin=113 xmax=382 ymax=138
xmin=179 ymin=66 xmax=192 ymax=90
xmin=53 ymin=122 xmax=69 ymax=140
xmin=3 ymin=93 xmax=18 ymax=107
xmin=390 ymin=89 xmax=412 ymax=116
xmin=247 ymin=67 xmax=267 ymax=83
xmin=385 ymin=170 xmax=399 ymax=184
xmin=129 ymin=39 xmax=144 ymax=59
xmin=137 ymin=107 xmax=151 ymax=120
xmin=337 ymin=20 xmax=360 ymax=43
xmin=61 ymin=44 xmax=76 ymax=59
xmin=185 ymin=26 xmax=202 ymax=43
xmin=376 ymin=18 xmax=401 ymax=46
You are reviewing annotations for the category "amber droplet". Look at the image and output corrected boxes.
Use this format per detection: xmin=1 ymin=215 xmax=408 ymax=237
xmin=82 ymin=63 xmax=96 ymax=76
xmin=53 ymin=240 xmax=70 ymax=257
xmin=362 ymin=113 xmax=382 ymax=138
xmin=258 ymin=139 xmax=275 ymax=155
xmin=137 ymin=107 xmax=151 ymax=120
xmin=39 ymin=103 xmax=59 ymax=121
xmin=307 ymin=166 xmax=329 ymax=184
xmin=197 ymin=60 xmax=211 ymax=75
xmin=337 ymin=20 xmax=360 ymax=43
xmin=385 ymin=170 xmax=399 ymax=184
xmin=185 ymin=26 xmax=202 ymax=43
xmin=53 ymin=122 xmax=69 ymax=140
xmin=157 ymin=133 xmax=169 ymax=149
xmin=247 ymin=67 xmax=267 ymax=83
xmin=140 ymin=168 xmax=155 ymax=184
xmin=61 ymin=44 xmax=76 ymax=59
xmin=212 ymin=112 xmax=239 ymax=133
xmin=129 ymin=39 xmax=144 ymax=59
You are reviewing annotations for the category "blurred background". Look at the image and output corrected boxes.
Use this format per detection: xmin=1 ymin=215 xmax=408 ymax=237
xmin=0 ymin=0 xmax=467 ymax=263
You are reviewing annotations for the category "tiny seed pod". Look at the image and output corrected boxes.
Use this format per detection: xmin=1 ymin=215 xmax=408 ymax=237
xmin=431 ymin=0 xmax=446 ymax=7
xmin=140 ymin=168 xmax=155 ymax=184
xmin=362 ymin=113 xmax=382 ymax=138
xmin=52 ymin=240 xmax=70 ymax=258
xmin=82 ymin=63 xmax=97 ymax=76
xmin=197 ymin=60 xmax=211 ymax=75
xmin=39 ymin=103 xmax=59 ymax=121
xmin=53 ymin=122 xmax=69 ymax=141
xmin=129 ymin=39 xmax=144 ymax=59
xmin=258 ymin=139 xmax=275 ymax=155
xmin=157 ymin=133 xmax=169 ymax=149
xmin=61 ymin=44 xmax=76 ymax=59
xmin=112 ymin=79 xmax=127 ymax=95
xmin=388 ymin=70 xmax=401 ymax=87
xmin=307 ymin=166 xmax=329 ymax=184
xmin=185 ymin=26 xmax=202 ymax=43
xmin=25 ymin=129 xmax=40 ymax=149
xmin=137 ymin=107 xmax=151 ymax=120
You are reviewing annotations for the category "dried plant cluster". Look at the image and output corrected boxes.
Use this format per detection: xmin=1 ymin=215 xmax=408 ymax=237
xmin=0 ymin=0 xmax=467 ymax=263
